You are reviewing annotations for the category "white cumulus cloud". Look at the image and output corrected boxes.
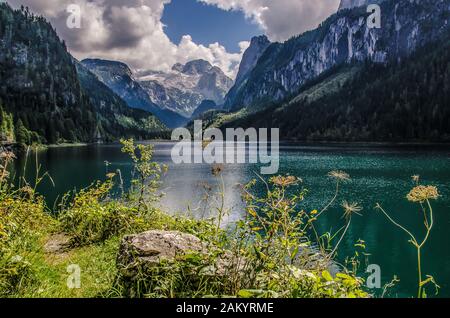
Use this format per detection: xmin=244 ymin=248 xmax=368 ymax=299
xmin=199 ymin=0 xmax=340 ymax=42
xmin=7 ymin=0 xmax=339 ymax=77
xmin=7 ymin=0 xmax=249 ymax=78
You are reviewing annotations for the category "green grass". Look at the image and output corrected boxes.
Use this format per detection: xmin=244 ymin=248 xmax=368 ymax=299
xmin=286 ymin=67 xmax=359 ymax=107
xmin=16 ymin=237 xmax=119 ymax=298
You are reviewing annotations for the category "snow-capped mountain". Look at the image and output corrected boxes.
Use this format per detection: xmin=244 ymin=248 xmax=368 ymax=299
xmin=138 ymin=59 xmax=234 ymax=118
xmin=81 ymin=59 xmax=188 ymax=128
xmin=81 ymin=58 xmax=233 ymax=126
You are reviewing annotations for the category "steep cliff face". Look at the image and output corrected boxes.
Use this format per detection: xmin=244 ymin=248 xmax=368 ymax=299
xmin=227 ymin=0 xmax=450 ymax=111
xmin=224 ymin=35 xmax=271 ymax=110
xmin=223 ymin=34 xmax=450 ymax=142
xmin=234 ymin=35 xmax=271 ymax=87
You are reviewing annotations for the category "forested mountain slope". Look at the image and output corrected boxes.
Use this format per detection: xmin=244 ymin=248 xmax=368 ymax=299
xmin=223 ymin=35 xmax=450 ymax=142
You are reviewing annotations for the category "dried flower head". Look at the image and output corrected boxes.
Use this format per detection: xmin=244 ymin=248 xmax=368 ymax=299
xmin=106 ymin=173 xmax=116 ymax=179
xmin=342 ymin=201 xmax=363 ymax=219
xmin=407 ymin=186 xmax=439 ymax=203
xmin=0 ymin=151 xmax=16 ymax=162
xmin=328 ymin=170 xmax=351 ymax=182
xmin=211 ymin=164 xmax=224 ymax=177
xmin=270 ymin=175 xmax=300 ymax=187
xmin=20 ymin=185 xmax=34 ymax=195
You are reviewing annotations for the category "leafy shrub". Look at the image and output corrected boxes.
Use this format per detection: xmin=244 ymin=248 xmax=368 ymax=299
xmin=59 ymin=140 xmax=169 ymax=246
xmin=59 ymin=178 xmax=149 ymax=246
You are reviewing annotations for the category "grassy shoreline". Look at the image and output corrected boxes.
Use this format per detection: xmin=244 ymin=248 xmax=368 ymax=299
xmin=1 ymin=139 xmax=441 ymax=299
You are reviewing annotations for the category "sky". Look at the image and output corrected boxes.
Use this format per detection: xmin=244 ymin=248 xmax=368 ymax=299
xmin=7 ymin=0 xmax=340 ymax=78
xmin=162 ymin=0 xmax=262 ymax=53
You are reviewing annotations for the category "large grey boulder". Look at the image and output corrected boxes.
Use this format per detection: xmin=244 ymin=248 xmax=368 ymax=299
xmin=117 ymin=230 xmax=207 ymax=277
xmin=116 ymin=230 xmax=250 ymax=297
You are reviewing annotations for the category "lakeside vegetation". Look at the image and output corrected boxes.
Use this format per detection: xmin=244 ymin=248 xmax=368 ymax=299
xmin=0 ymin=140 xmax=442 ymax=298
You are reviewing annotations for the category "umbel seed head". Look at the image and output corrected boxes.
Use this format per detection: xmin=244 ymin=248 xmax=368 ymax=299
xmin=407 ymin=186 xmax=439 ymax=203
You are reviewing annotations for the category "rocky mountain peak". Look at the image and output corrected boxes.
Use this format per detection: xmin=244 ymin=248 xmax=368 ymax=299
xmin=234 ymin=35 xmax=271 ymax=86
xmin=81 ymin=58 xmax=133 ymax=77
xmin=181 ymin=59 xmax=213 ymax=75
xmin=224 ymin=35 xmax=271 ymax=109
xmin=250 ymin=35 xmax=271 ymax=47
xmin=171 ymin=63 xmax=184 ymax=72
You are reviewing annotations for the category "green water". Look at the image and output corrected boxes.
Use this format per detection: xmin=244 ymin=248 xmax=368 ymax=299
xmin=12 ymin=143 xmax=450 ymax=298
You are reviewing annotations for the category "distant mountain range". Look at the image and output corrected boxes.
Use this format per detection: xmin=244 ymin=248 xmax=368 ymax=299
xmin=82 ymin=58 xmax=233 ymax=128
xmin=140 ymin=60 xmax=233 ymax=117
xmin=80 ymin=58 xmax=184 ymax=129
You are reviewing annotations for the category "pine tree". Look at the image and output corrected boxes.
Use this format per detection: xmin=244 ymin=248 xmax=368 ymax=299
xmin=15 ymin=118 xmax=29 ymax=145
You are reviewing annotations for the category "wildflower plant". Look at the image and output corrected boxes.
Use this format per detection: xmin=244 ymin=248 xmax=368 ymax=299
xmin=329 ymin=202 xmax=363 ymax=258
xmin=232 ymin=174 xmax=367 ymax=298
xmin=120 ymin=139 xmax=168 ymax=212
xmin=376 ymin=176 xmax=440 ymax=298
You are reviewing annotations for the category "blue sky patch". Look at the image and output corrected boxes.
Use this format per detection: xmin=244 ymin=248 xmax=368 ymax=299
xmin=162 ymin=0 xmax=262 ymax=53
